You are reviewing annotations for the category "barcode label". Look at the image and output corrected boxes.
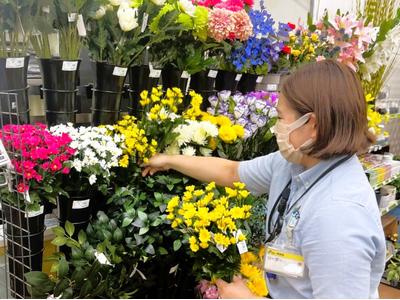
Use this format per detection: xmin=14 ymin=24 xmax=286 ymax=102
xmin=26 ymin=206 xmax=44 ymax=218
xmin=149 ymin=63 xmax=161 ymax=78
xmin=235 ymin=74 xmax=242 ymax=81
xmin=208 ymin=70 xmax=218 ymax=78
xmin=113 ymin=66 xmax=128 ymax=77
xmin=62 ymin=61 xmax=78 ymax=71
xmin=72 ymin=199 xmax=90 ymax=209
xmin=68 ymin=13 xmax=78 ymax=22
xmin=181 ymin=71 xmax=190 ymax=79
xmin=267 ymin=84 xmax=278 ymax=91
xmin=257 ymin=76 xmax=264 ymax=83
xmin=76 ymin=14 xmax=87 ymax=36
xmin=6 ymin=57 xmax=24 ymax=69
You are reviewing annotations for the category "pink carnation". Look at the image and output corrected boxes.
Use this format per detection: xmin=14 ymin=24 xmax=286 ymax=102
xmin=208 ymin=8 xmax=235 ymax=42
xmin=215 ymin=0 xmax=244 ymax=11
xmin=232 ymin=9 xmax=253 ymax=41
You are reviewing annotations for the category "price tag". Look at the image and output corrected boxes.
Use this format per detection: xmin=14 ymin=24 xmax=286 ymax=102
xmin=42 ymin=6 xmax=50 ymax=13
xmin=6 ymin=57 xmax=24 ymax=69
xmin=256 ymin=76 xmax=264 ymax=83
xmin=62 ymin=61 xmax=78 ymax=71
xmin=11 ymin=102 xmax=16 ymax=110
xmin=141 ymin=12 xmax=149 ymax=33
xmin=208 ymin=70 xmax=218 ymax=78
xmin=235 ymin=74 xmax=242 ymax=81
xmin=169 ymin=264 xmax=179 ymax=274
xmin=216 ymin=243 xmax=227 ymax=253
xmin=185 ymin=77 xmax=191 ymax=94
xmin=94 ymin=251 xmax=112 ymax=265
xmin=149 ymin=63 xmax=161 ymax=78
xmin=68 ymin=13 xmax=78 ymax=22
xmin=72 ymin=199 xmax=90 ymax=209
xmin=234 ymin=229 xmax=248 ymax=254
xmin=76 ymin=14 xmax=87 ymax=36
xmin=267 ymin=84 xmax=278 ymax=91
xmin=26 ymin=205 xmax=44 ymax=218
xmin=0 ymin=141 xmax=11 ymax=168
xmin=112 ymin=66 xmax=128 ymax=77
xmin=181 ymin=71 xmax=190 ymax=79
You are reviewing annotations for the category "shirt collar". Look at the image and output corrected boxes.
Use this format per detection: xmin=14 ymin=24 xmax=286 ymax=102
xmin=290 ymin=155 xmax=350 ymax=190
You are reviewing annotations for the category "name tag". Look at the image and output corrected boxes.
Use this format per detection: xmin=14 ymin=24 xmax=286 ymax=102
xmin=264 ymin=245 xmax=305 ymax=278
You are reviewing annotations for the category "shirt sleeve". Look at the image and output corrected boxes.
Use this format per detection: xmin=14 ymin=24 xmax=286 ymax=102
xmin=300 ymin=200 xmax=382 ymax=298
xmin=238 ymin=152 xmax=277 ymax=196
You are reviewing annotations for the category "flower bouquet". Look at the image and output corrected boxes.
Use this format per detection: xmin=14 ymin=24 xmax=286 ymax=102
xmin=167 ymin=181 xmax=268 ymax=298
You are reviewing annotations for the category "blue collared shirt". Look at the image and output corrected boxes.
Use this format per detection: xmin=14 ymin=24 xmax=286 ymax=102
xmin=238 ymin=152 xmax=386 ymax=298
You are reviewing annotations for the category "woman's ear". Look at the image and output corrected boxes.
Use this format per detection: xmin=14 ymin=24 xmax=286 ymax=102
xmin=309 ymin=113 xmax=317 ymax=139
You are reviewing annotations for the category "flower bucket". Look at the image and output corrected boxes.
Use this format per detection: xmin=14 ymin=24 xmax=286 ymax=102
xmin=161 ymin=65 xmax=189 ymax=93
xmin=2 ymin=203 xmax=45 ymax=299
xmin=237 ymin=73 xmax=258 ymax=94
xmin=90 ymin=187 xmax=113 ymax=219
xmin=91 ymin=61 xmax=127 ymax=126
xmin=215 ymin=70 xmax=239 ymax=92
xmin=0 ymin=56 xmax=30 ymax=126
xmin=39 ymin=58 xmax=80 ymax=127
xmin=189 ymin=70 xmax=217 ymax=92
xmin=128 ymin=65 xmax=161 ymax=116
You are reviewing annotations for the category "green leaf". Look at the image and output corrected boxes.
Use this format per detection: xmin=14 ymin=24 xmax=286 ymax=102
xmin=139 ymin=227 xmax=149 ymax=235
xmin=62 ymin=287 xmax=73 ymax=299
xmin=145 ymin=244 xmax=155 ymax=255
xmin=167 ymin=184 xmax=174 ymax=191
xmin=78 ymin=230 xmax=87 ymax=245
xmin=173 ymin=240 xmax=182 ymax=251
xmin=24 ymin=271 xmax=52 ymax=287
xmin=44 ymin=185 xmax=53 ymax=193
xmin=137 ymin=210 xmax=148 ymax=221
xmin=158 ymin=247 xmax=168 ymax=255
xmin=58 ymin=258 xmax=69 ymax=278
xmin=122 ymin=216 xmax=134 ymax=227
xmin=54 ymin=278 xmax=70 ymax=298
xmin=65 ymin=221 xmax=75 ymax=237
xmin=52 ymin=226 xmax=65 ymax=237
xmin=66 ymin=239 xmax=80 ymax=249
xmin=52 ymin=236 xmax=67 ymax=246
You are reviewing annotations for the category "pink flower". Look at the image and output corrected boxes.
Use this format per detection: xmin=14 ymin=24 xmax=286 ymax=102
xmin=49 ymin=160 xmax=62 ymax=172
xmin=41 ymin=162 xmax=50 ymax=170
xmin=316 ymin=55 xmax=326 ymax=62
xmin=61 ymin=167 xmax=71 ymax=174
xmin=16 ymin=183 xmax=29 ymax=193
xmin=215 ymin=0 xmax=243 ymax=11
xmin=208 ymin=8 xmax=234 ymax=42
xmin=204 ymin=285 xmax=219 ymax=299
xmin=231 ymin=9 xmax=252 ymax=41
xmin=22 ymin=160 xmax=36 ymax=171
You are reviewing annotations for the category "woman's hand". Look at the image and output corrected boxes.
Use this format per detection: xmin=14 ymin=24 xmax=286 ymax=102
xmin=216 ymin=276 xmax=262 ymax=299
xmin=141 ymin=154 xmax=171 ymax=176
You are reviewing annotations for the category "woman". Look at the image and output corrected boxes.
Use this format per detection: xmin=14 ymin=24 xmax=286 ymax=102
xmin=142 ymin=60 xmax=386 ymax=298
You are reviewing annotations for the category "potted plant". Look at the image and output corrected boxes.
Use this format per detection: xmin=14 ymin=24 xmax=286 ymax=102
xmin=49 ymin=124 xmax=123 ymax=244
xmin=86 ymin=0 xmax=182 ymax=125
xmin=0 ymin=0 xmax=35 ymax=127
xmin=0 ymin=123 xmax=74 ymax=297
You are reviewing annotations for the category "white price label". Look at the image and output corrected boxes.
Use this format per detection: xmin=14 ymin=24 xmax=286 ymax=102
xmin=0 ymin=202 xmax=2 ymax=210
xmin=181 ymin=71 xmax=190 ymax=79
xmin=42 ymin=6 xmax=50 ymax=13
xmin=11 ymin=102 xmax=16 ymax=110
xmin=216 ymin=243 xmax=227 ymax=253
xmin=68 ymin=13 xmax=78 ymax=22
xmin=149 ymin=63 xmax=161 ymax=78
xmin=72 ymin=199 xmax=90 ymax=209
xmin=235 ymin=74 xmax=242 ymax=81
xmin=112 ymin=66 xmax=128 ymax=77
xmin=208 ymin=70 xmax=218 ymax=78
xmin=62 ymin=61 xmax=78 ymax=71
xmin=256 ymin=76 xmax=264 ymax=83
xmin=76 ymin=14 xmax=87 ymax=36
xmin=6 ymin=57 xmax=24 ymax=69
xmin=26 ymin=206 xmax=44 ymax=218
xmin=234 ymin=230 xmax=248 ymax=254
xmin=185 ymin=77 xmax=191 ymax=94
xmin=94 ymin=251 xmax=112 ymax=265
xmin=267 ymin=84 xmax=278 ymax=91
xmin=141 ymin=13 xmax=149 ymax=33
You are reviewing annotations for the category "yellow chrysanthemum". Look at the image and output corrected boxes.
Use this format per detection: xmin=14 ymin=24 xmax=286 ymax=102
xmin=247 ymin=277 xmax=268 ymax=297
xmin=199 ymin=229 xmax=211 ymax=243
xmin=119 ymin=154 xmax=129 ymax=168
xmin=241 ymin=251 xmax=257 ymax=264
xmin=218 ymin=125 xmax=237 ymax=143
xmin=232 ymin=125 xmax=245 ymax=139
xmin=240 ymin=263 xmax=262 ymax=279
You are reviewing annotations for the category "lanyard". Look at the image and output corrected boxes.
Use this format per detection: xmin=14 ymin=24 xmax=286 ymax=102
xmin=266 ymin=155 xmax=352 ymax=243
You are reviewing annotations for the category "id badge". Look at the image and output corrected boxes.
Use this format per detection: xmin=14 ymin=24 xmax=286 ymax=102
xmin=264 ymin=243 xmax=305 ymax=278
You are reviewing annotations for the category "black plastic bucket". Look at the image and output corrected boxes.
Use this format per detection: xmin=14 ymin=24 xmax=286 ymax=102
xmin=215 ymin=70 xmax=239 ymax=92
xmin=237 ymin=73 xmax=258 ymax=94
xmin=189 ymin=70 xmax=217 ymax=92
xmin=161 ymin=66 xmax=189 ymax=92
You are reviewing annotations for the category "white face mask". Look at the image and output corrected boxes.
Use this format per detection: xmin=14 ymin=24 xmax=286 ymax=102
xmin=272 ymin=113 xmax=313 ymax=164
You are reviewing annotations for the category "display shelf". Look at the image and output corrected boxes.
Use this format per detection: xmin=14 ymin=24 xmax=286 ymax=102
xmin=369 ymin=138 xmax=390 ymax=153
xmin=372 ymin=172 xmax=400 ymax=190
xmin=381 ymin=200 xmax=400 ymax=216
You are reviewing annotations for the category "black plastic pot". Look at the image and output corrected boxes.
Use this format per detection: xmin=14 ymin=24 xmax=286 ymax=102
xmin=91 ymin=61 xmax=127 ymax=125
xmin=40 ymin=59 xmax=81 ymax=126
xmin=128 ymin=65 xmax=160 ymax=116
xmin=58 ymin=192 xmax=92 ymax=225
xmin=90 ymin=187 xmax=113 ymax=219
xmin=237 ymin=73 xmax=258 ymax=94
xmin=189 ymin=70 xmax=217 ymax=92
xmin=2 ymin=203 xmax=45 ymax=299
xmin=215 ymin=70 xmax=239 ymax=92
xmin=161 ymin=66 xmax=189 ymax=92
xmin=0 ymin=56 xmax=30 ymax=126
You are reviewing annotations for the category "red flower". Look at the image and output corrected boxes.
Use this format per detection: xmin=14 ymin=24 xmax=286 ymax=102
xmin=16 ymin=183 xmax=29 ymax=194
xmin=288 ymin=22 xmax=296 ymax=30
xmin=244 ymin=0 xmax=253 ymax=6
xmin=61 ymin=167 xmax=71 ymax=175
xmin=282 ymin=45 xmax=292 ymax=54
xmin=24 ymin=170 xmax=34 ymax=179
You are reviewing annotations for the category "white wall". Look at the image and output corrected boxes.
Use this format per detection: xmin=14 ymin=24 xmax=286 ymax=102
xmin=262 ymin=0 xmax=311 ymax=23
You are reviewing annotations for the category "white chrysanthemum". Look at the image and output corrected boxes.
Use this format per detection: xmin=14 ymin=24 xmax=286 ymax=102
xmin=192 ymin=127 xmax=207 ymax=145
xmin=200 ymin=121 xmax=218 ymax=137
xmin=164 ymin=143 xmax=180 ymax=155
xmin=181 ymin=146 xmax=196 ymax=156
xmin=199 ymin=147 xmax=212 ymax=157
xmin=118 ymin=4 xmax=138 ymax=32
xmin=89 ymin=174 xmax=97 ymax=185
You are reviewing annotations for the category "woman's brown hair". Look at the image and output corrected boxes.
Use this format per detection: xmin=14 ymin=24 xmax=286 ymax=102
xmin=281 ymin=59 xmax=375 ymax=159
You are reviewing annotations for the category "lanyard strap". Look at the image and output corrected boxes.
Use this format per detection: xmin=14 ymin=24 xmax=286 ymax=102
xmin=266 ymin=155 xmax=353 ymax=243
